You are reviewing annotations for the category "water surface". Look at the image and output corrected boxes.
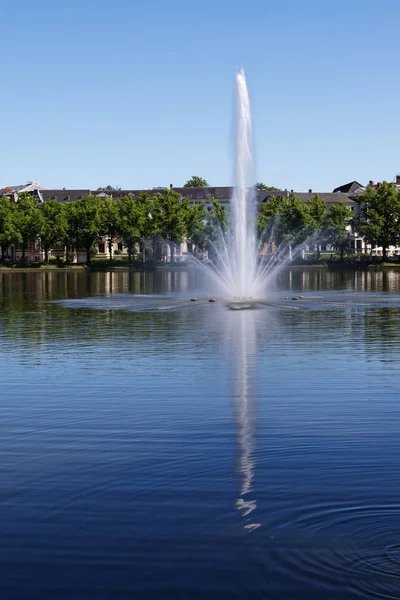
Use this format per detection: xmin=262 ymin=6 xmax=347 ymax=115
xmin=2 ymin=269 xmax=400 ymax=599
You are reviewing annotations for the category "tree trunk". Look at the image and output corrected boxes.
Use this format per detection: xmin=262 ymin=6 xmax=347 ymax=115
xmin=86 ymin=248 xmax=91 ymax=264
xmin=108 ymin=238 xmax=113 ymax=263
xmin=340 ymin=247 xmax=344 ymax=260
xmin=1 ymin=246 xmax=5 ymax=261
xmin=383 ymin=246 xmax=387 ymax=260
xmin=169 ymin=241 xmax=175 ymax=263
xmin=317 ymin=245 xmax=320 ymax=260
xmin=22 ymin=244 xmax=26 ymax=260
xmin=128 ymin=247 xmax=132 ymax=265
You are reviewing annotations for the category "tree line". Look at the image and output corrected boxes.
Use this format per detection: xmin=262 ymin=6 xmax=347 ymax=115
xmin=0 ymin=190 xmax=227 ymax=264
xmin=0 ymin=181 xmax=396 ymax=265
xmin=259 ymin=182 xmax=400 ymax=259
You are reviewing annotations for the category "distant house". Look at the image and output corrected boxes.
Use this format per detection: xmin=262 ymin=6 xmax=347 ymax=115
xmin=1 ymin=181 xmax=46 ymax=203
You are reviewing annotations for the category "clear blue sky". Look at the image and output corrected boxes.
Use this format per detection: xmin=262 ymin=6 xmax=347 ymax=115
xmin=1 ymin=0 xmax=400 ymax=191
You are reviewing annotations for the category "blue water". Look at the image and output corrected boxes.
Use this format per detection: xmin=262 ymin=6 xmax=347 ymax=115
xmin=2 ymin=269 xmax=400 ymax=599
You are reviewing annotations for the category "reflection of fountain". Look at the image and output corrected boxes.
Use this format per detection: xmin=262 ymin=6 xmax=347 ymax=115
xmin=195 ymin=69 xmax=296 ymax=302
xmin=232 ymin=310 xmax=261 ymax=530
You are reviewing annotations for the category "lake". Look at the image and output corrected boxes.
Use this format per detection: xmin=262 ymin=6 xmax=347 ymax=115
xmin=1 ymin=268 xmax=400 ymax=599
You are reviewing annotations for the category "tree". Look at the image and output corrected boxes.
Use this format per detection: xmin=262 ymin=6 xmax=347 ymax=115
xmin=99 ymin=198 xmax=120 ymax=263
xmin=97 ymin=185 xmax=121 ymax=191
xmin=14 ymin=193 xmax=43 ymax=261
xmin=255 ymin=182 xmax=280 ymax=191
xmin=152 ymin=190 xmax=191 ymax=262
xmin=0 ymin=197 xmax=20 ymax=259
xmin=68 ymin=195 xmax=102 ymax=263
xmin=307 ymin=194 xmax=327 ymax=258
xmin=117 ymin=193 xmax=151 ymax=264
xmin=276 ymin=193 xmax=316 ymax=246
xmin=357 ymin=182 xmax=400 ymax=259
xmin=183 ymin=175 xmax=209 ymax=188
xmin=323 ymin=201 xmax=353 ymax=260
xmin=257 ymin=195 xmax=283 ymax=239
xmin=39 ymin=199 xmax=68 ymax=263
xmin=186 ymin=202 xmax=207 ymax=255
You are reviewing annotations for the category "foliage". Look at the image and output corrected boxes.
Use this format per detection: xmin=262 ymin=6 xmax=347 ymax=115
xmin=117 ymin=193 xmax=150 ymax=262
xmin=97 ymin=185 xmax=121 ymax=191
xmin=0 ymin=197 xmax=21 ymax=257
xmin=257 ymin=195 xmax=283 ymax=238
xmin=357 ymin=182 xmax=400 ymax=259
xmin=323 ymin=201 xmax=353 ymax=259
xmin=0 ymin=186 xmax=378 ymax=266
xmin=68 ymin=195 xmax=102 ymax=263
xmin=152 ymin=190 xmax=192 ymax=261
xmin=276 ymin=193 xmax=317 ymax=245
xmin=183 ymin=175 xmax=209 ymax=188
xmin=39 ymin=199 xmax=68 ymax=262
xmin=99 ymin=197 xmax=120 ymax=263
xmin=13 ymin=193 xmax=43 ymax=259
xmin=255 ymin=182 xmax=280 ymax=191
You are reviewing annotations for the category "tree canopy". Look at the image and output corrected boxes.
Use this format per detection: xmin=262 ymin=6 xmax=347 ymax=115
xmin=0 ymin=188 xmax=373 ymax=265
xmin=183 ymin=176 xmax=209 ymax=188
xmin=356 ymin=182 xmax=400 ymax=259
xmin=255 ymin=182 xmax=280 ymax=191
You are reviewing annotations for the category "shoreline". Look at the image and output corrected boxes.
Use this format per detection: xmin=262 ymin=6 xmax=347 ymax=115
xmin=1 ymin=263 xmax=400 ymax=273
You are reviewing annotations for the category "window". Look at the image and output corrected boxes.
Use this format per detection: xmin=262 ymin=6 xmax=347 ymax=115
xmin=196 ymin=193 xmax=203 ymax=199
xmin=215 ymin=192 xmax=223 ymax=198
xmin=99 ymin=243 xmax=105 ymax=253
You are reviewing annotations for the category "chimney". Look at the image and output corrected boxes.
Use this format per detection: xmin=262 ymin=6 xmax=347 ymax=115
xmin=369 ymin=180 xmax=374 ymax=186
xmin=308 ymin=188 xmax=312 ymax=193
xmin=396 ymin=175 xmax=400 ymax=185
xmin=170 ymin=184 xmax=173 ymax=189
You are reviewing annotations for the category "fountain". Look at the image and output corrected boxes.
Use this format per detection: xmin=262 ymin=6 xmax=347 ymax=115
xmin=194 ymin=69 xmax=295 ymax=305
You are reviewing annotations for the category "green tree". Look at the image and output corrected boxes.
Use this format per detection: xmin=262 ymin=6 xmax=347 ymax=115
xmin=276 ymin=193 xmax=316 ymax=246
xmin=39 ymin=199 xmax=68 ymax=263
xmin=0 ymin=197 xmax=20 ymax=259
xmin=357 ymin=182 xmax=400 ymax=259
xmin=255 ymin=182 xmax=280 ymax=191
xmin=99 ymin=198 xmax=120 ymax=263
xmin=307 ymin=194 xmax=327 ymax=258
xmin=186 ymin=202 xmax=207 ymax=255
xmin=97 ymin=185 xmax=122 ymax=191
xmin=324 ymin=201 xmax=353 ymax=260
xmin=257 ymin=195 xmax=283 ymax=239
xmin=152 ymin=190 xmax=190 ymax=262
xmin=14 ymin=193 xmax=43 ymax=261
xmin=68 ymin=195 xmax=102 ymax=263
xmin=117 ymin=193 xmax=151 ymax=264
xmin=183 ymin=175 xmax=209 ymax=188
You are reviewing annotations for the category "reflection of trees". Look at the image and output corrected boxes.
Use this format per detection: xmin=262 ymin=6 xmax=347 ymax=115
xmin=277 ymin=268 xmax=400 ymax=293
xmin=0 ymin=271 xmax=213 ymax=355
